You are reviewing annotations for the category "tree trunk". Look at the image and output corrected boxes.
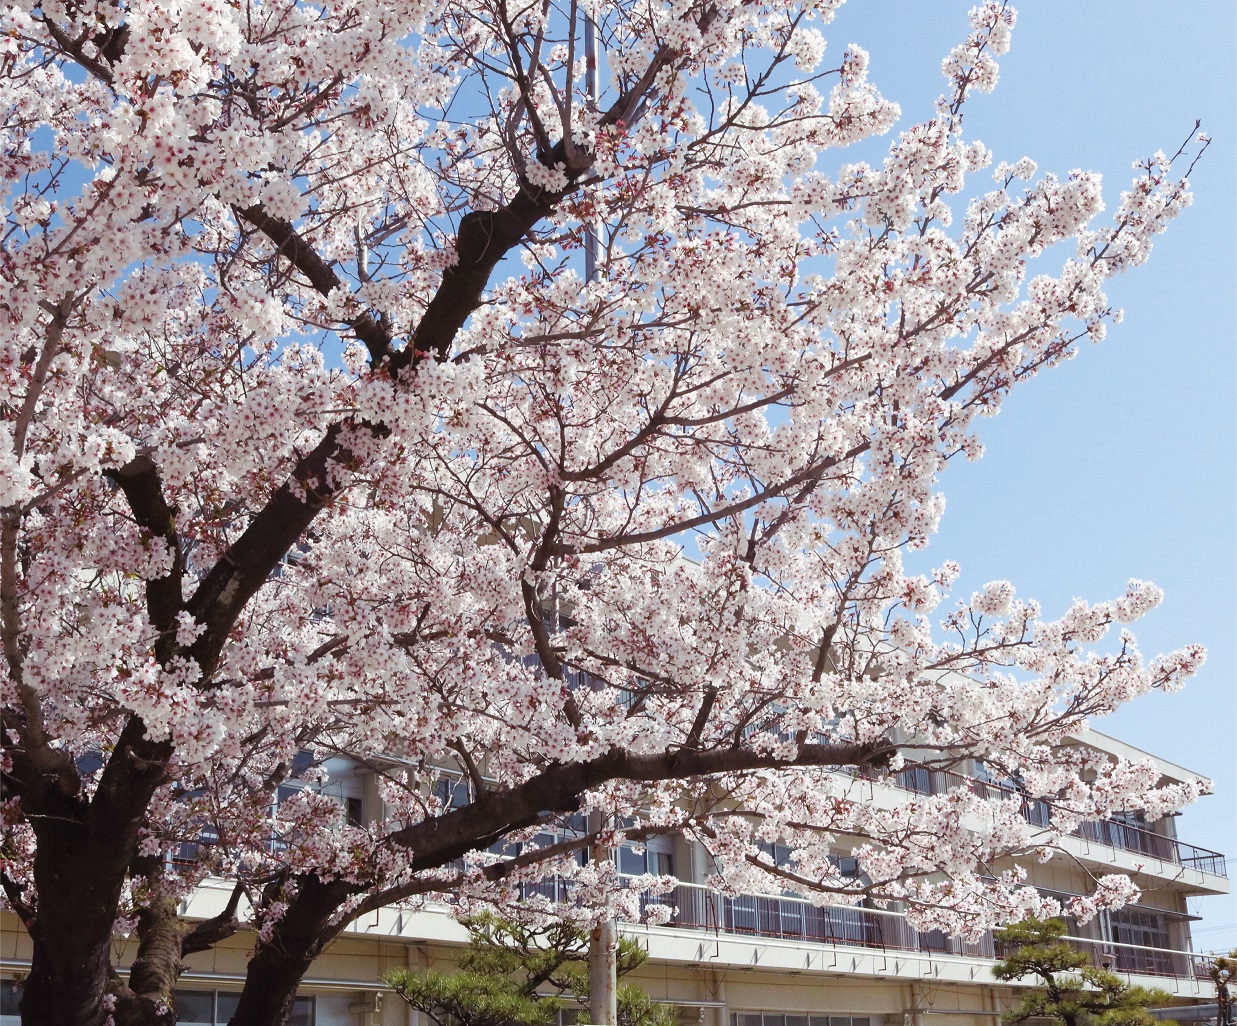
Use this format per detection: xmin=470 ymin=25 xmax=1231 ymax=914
xmin=21 ymin=836 xmax=126 ymax=1026
xmin=114 ymin=894 xmax=189 ymax=1025
xmin=225 ymin=875 xmax=356 ymax=1026
xmin=18 ymin=719 xmax=172 ymax=1026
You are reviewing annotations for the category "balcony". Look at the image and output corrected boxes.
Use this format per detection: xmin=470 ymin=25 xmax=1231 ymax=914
xmin=612 ymin=879 xmax=1213 ymax=983
xmin=855 ymin=767 xmax=1228 ymax=878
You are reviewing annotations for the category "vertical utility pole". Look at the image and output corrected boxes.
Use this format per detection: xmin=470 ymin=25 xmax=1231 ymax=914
xmin=581 ymin=13 xmax=615 ymax=1026
xmin=582 ymin=10 xmax=600 ymax=285
xmin=588 ymin=810 xmax=617 ymax=1026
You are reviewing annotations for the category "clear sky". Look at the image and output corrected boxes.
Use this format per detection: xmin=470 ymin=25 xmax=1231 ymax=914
xmin=822 ymin=1 xmax=1236 ymax=951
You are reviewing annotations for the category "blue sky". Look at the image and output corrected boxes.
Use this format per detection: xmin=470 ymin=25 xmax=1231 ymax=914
xmin=822 ymin=1 xmax=1236 ymax=950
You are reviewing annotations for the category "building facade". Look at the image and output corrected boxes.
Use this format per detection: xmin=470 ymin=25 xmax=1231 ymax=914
xmin=0 ymin=731 xmax=1228 ymax=1026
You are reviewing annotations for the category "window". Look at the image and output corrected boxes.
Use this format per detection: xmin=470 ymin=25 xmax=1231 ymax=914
xmin=174 ymin=990 xmax=215 ymax=1026
xmin=434 ymin=775 xmax=470 ymax=810
xmin=1 ymin=979 xmax=23 ymax=1026
xmin=809 ymin=903 xmax=880 ymax=946
xmin=618 ymin=840 xmax=676 ymax=916
xmin=916 ymin=928 xmax=951 ymax=953
xmin=618 ymin=844 xmax=674 ymax=877
xmin=272 ymin=782 xmax=365 ymax=832
xmin=726 ymin=893 xmax=760 ymax=934
xmin=289 ymin=995 xmax=317 ymax=1026
xmin=176 ymin=991 xmax=314 ymax=1025
xmin=972 ymin=763 xmax=1052 ymax=826
xmin=500 ymin=826 xmax=588 ymax=902
xmin=1104 ymin=811 xmax=1164 ymax=856
xmin=214 ymin=993 xmax=241 ymax=1023
xmin=734 ymin=1013 xmax=874 ymax=1026
xmin=1107 ymin=906 xmax=1174 ymax=974
xmin=832 ymin=855 xmax=861 ymax=879
xmin=1110 ymin=908 xmax=1170 ymax=950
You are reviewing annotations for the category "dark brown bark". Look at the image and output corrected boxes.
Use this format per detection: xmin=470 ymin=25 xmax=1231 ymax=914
xmin=21 ymin=812 xmax=132 ymax=1026
xmin=225 ymin=876 xmax=357 ymax=1026
xmin=107 ymin=455 xmax=184 ymax=659
xmin=388 ymin=741 xmax=894 ymax=864
xmin=127 ymin=897 xmax=185 ymax=1002
xmin=184 ymin=420 xmax=357 ymax=673
xmin=14 ymin=461 xmax=181 ymax=1026
xmin=108 ymin=895 xmax=184 ymax=1026
xmin=395 ymin=175 xmax=563 ymax=370
xmin=18 ymin=714 xmax=172 ymax=1026
xmin=110 ymin=872 xmax=245 ymax=1024
xmin=181 ymin=882 xmax=245 ymax=957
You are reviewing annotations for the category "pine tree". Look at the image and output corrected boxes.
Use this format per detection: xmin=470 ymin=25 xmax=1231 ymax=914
xmin=993 ymin=918 xmax=1171 ymax=1026
xmin=384 ymin=913 xmax=678 ymax=1026
xmin=1206 ymin=950 xmax=1236 ymax=1026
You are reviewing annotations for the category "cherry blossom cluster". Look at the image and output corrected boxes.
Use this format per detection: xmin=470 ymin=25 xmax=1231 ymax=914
xmin=0 ymin=1 xmax=1213 ymax=1018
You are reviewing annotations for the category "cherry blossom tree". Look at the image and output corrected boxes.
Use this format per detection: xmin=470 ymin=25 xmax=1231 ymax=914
xmin=0 ymin=1 xmax=1209 ymax=1024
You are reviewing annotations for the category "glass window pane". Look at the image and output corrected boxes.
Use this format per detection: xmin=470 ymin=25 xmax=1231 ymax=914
xmin=290 ymin=995 xmax=315 ymax=1026
xmin=739 ymin=1014 xmax=763 ymax=1026
xmin=1 ymin=980 xmax=22 ymax=1016
xmin=788 ymin=1015 xmax=810 ymax=1026
xmin=173 ymin=990 xmax=214 ymax=1025
xmin=291 ymin=750 xmax=315 ymax=775
xmin=765 ymin=1015 xmax=785 ymax=1026
xmin=618 ymin=846 xmax=646 ymax=875
xmin=216 ymin=992 xmax=240 ymax=1023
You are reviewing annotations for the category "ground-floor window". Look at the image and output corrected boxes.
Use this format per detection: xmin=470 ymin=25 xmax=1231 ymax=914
xmin=734 ymin=1012 xmax=875 ymax=1026
xmin=1 ymin=979 xmax=22 ymax=1026
xmin=175 ymin=989 xmax=315 ymax=1025
xmin=1 ymin=983 xmax=316 ymax=1026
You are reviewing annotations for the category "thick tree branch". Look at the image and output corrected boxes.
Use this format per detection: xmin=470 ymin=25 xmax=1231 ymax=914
xmin=344 ymin=822 xmax=683 ymax=922
xmin=181 ymin=880 xmax=246 ymax=956
xmin=684 ymin=687 xmax=718 ymax=750
xmin=134 ymin=3 xmax=707 ymax=690
xmin=226 ymin=875 xmax=357 ymax=1026
xmin=124 ymin=893 xmax=188 ymax=1017
xmin=106 ymin=455 xmax=184 ymax=651
xmin=183 ymin=420 xmax=359 ymax=675
xmin=0 ymin=306 xmax=83 ymax=809
xmin=384 ymin=739 xmax=895 ymax=867
xmin=235 ymin=203 xmax=395 ymax=366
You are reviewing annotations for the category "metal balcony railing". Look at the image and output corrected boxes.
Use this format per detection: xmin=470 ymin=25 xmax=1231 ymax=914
xmin=854 ymin=767 xmax=1228 ymax=878
xmin=169 ymin=849 xmax=1209 ymax=984
xmin=610 ymin=878 xmax=1214 ymax=982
